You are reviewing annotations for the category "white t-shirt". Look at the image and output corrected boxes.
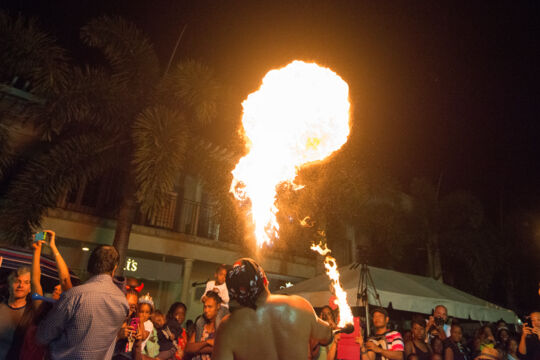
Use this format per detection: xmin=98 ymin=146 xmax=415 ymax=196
xmin=140 ymin=319 xmax=154 ymax=351
xmin=202 ymin=280 xmax=229 ymax=308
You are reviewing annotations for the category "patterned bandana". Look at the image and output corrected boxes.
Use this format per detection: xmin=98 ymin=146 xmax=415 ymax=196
xmin=226 ymin=258 xmax=266 ymax=310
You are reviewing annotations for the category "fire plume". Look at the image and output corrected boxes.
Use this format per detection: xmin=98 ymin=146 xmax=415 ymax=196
xmin=230 ymin=60 xmax=351 ymax=247
xmin=311 ymin=243 xmax=354 ymax=327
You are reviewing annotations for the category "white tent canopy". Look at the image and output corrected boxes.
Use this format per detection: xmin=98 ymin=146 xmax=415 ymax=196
xmin=276 ymin=264 xmax=518 ymax=324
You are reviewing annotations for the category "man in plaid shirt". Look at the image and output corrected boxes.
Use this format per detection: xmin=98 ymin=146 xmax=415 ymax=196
xmin=37 ymin=245 xmax=129 ymax=360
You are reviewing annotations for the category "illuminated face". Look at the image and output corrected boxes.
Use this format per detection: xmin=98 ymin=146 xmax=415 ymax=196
xmin=434 ymin=306 xmax=448 ymax=321
xmin=11 ymin=272 xmax=31 ymax=300
xmin=450 ymin=326 xmax=462 ymax=343
xmin=532 ymin=313 xmax=540 ymax=329
xmin=321 ymin=307 xmax=334 ymax=323
xmin=215 ymin=269 xmax=227 ymax=285
xmin=173 ymin=306 xmax=186 ymax=325
xmin=412 ymin=323 xmax=426 ymax=340
xmin=138 ymin=303 xmax=152 ymax=323
xmin=126 ymin=294 xmax=138 ymax=314
xmin=203 ymin=297 xmax=220 ymax=322
xmin=498 ymin=329 xmax=509 ymax=342
xmin=372 ymin=312 xmax=388 ymax=329
xmin=52 ymin=284 xmax=62 ymax=300
xmin=151 ymin=313 xmax=165 ymax=329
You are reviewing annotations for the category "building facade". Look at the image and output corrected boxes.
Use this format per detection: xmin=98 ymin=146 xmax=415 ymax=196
xmin=42 ymin=174 xmax=318 ymax=321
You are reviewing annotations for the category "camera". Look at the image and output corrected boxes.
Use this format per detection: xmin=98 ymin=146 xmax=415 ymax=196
xmin=434 ymin=317 xmax=445 ymax=327
xmin=428 ymin=317 xmax=445 ymax=334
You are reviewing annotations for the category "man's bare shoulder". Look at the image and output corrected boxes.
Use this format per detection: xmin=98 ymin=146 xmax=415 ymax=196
xmin=267 ymin=294 xmax=316 ymax=312
xmin=218 ymin=307 xmax=255 ymax=333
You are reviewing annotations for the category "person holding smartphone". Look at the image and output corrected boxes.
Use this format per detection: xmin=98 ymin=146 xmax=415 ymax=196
xmin=114 ymin=289 xmax=143 ymax=359
xmin=18 ymin=230 xmax=73 ymax=360
xmin=518 ymin=312 xmax=540 ymax=360
xmin=31 ymin=230 xmax=72 ymax=301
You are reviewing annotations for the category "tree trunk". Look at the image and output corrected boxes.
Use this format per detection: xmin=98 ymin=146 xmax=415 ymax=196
xmin=112 ymin=171 xmax=138 ymax=275
xmin=427 ymin=233 xmax=444 ymax=282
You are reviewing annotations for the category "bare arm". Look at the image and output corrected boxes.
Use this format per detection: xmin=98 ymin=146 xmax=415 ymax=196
xmin=380 ymin=349 xmax=404 ymax=360
xmin=519 ymin=328 xmax=531 ymax=355
xmin=201 ymin=281 xmax=213 ymax=303
xmin=327 ymin=335 xmax=338 ymax=360
xmin=312 ymin=316 xmax=334 ymax=345
xmin=445 ymin=346 xmax=454 ymax=360
xmin=366 ymin=342 xmax=403 ymax=360
xmin=31 ymin=240 xmax=44 ymax=297
xmin=48 ymin=231 xmax=72 ymax=291
xmin=185 ymin=331 xmax=213 ymax=354
xmin=404 ymin=341 xmax=414 ymax=358
xmin=214 ymin=316 xmax=234 ymax=360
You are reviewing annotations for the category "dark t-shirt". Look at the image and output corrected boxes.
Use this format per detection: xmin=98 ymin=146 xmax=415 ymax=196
xmin=521 ymin=335 xmax=540 ymax=360
xmin=0 ymin=302 xmax=26 ymax=360
xmin=0 ymin=301 xmax=34 ymax=360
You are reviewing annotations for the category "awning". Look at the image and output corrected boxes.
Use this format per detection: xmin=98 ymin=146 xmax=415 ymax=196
xmin=0 ymin=246 xmax=81 ymax=285
xmin=276 ymin=264 xmax=518 ymax=324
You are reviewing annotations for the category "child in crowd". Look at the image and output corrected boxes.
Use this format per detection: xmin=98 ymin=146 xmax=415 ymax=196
xmin=157 ymin=302 xmax=188 ymax=360
xmin=138 ymin=293 xmax=155 ymax=356
xmin=201 ymin=264 xmax=229 ymax=309
xmin=201 ymin=264 xmax=229 ymax=322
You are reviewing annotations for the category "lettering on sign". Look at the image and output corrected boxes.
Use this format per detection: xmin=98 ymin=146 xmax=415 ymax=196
xmin=124 ymin=258 xmax=138 ymax=272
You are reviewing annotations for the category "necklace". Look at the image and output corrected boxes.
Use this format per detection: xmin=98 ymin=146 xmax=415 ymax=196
xmin=8 ymin=302 xmax=26 ymax=310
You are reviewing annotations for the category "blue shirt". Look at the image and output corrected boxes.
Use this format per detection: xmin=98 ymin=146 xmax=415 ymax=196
xmin=37 ymin=274 xmax=129 ymax=360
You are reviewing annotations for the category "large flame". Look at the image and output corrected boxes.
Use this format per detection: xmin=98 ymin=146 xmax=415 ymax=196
xmin=311 ymin=242 xmax=354 ymax=327
xmin=231 ymin=60 xmax=351 ymax=247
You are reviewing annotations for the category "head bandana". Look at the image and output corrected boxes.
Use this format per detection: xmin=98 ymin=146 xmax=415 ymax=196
xmin=226 ymin=258 xmax=267 ymax=310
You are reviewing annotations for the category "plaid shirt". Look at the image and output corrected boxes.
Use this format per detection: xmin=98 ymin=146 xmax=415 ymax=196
xmin=37 ymin=274 xmax=129 ymax=360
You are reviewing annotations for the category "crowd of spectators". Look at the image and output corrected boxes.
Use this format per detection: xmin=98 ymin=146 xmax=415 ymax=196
xmin=0 ymin=239 xmax=538 ymax=360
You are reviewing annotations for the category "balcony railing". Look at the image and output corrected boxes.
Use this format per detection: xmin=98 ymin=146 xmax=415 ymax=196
xmin=58 ymin=187 xmax=220 ymax=241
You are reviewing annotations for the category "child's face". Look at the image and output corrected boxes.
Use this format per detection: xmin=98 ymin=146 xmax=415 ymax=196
xmin=215 ymin=269 xmax=227 ymax=285
xmin=151 ymin=313 xmax=165 ymax=329
xmin=138 ymin=303 xmax=152 ymax=323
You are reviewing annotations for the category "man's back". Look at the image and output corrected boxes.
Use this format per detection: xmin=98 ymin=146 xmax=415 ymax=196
xmin=37 ymin=274 xmax=128 ymax=360
xmin=214 ymin=294 xmax=330 ymax=360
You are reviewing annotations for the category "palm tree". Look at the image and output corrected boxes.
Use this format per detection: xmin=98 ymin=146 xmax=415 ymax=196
xmin=0 ymin=14 xmax=227 ymax=273
xmin=0 ymin=10 xmax=69 ymax=181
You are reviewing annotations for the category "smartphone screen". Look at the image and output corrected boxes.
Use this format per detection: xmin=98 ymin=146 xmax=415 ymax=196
xmin=129 ymin=317 xmax=140 ymax=332
xmin=34 ymin=232 xmax=48 ymax=242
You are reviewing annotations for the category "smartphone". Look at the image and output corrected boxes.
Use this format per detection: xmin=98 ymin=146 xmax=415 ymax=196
xmin=129 ymin=317 xmax=140 ymax=333
xmin=34 ymin=232 xmax=48 ymax=243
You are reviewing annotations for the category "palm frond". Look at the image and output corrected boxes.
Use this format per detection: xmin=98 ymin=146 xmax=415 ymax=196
xmin=80 ymin=16 xmax=160 ymax=99
xmin=160 ymin=59 xmax=219 ymax=126
xmin=0 ymin=123 xmax=14 ymax=181
xmin=0 ymin=11 xmax=69 ymax=95
xmin=0 ymin=131 xmax=118 ymax=245
xmin=132 ymin=105 xmax=189 ymax=219
xmin=34 ymin=66 xmax=129 ymax=139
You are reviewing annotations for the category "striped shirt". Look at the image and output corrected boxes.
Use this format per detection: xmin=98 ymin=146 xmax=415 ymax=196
xmin=37 ymin=274 xmax=128 ymax=360
xmin=368 ymin=330 xmax=404 ymax=360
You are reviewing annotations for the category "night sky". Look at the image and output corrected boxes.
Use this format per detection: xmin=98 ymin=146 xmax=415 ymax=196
xmin=4 ymin=0 xmax=540 ymax=221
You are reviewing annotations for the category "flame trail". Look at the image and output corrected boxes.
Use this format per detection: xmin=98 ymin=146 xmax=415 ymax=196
xmin=230 ymin=60 xmax=354 ymax=327
xmin=311 ymin=243 xmax=354 ymax=327
xmin=230 ymin=60 xmax=350 ymax=247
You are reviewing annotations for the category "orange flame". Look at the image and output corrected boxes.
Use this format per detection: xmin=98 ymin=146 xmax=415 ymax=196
xmin=231 ymin=60 xmax=351 ymax=247
xmin=311 ymin=243 xmax=354 ymax=327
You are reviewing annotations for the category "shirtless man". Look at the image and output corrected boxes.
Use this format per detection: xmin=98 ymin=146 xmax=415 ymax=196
xmin=213 ymin=258 xmax=342 ymax=360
